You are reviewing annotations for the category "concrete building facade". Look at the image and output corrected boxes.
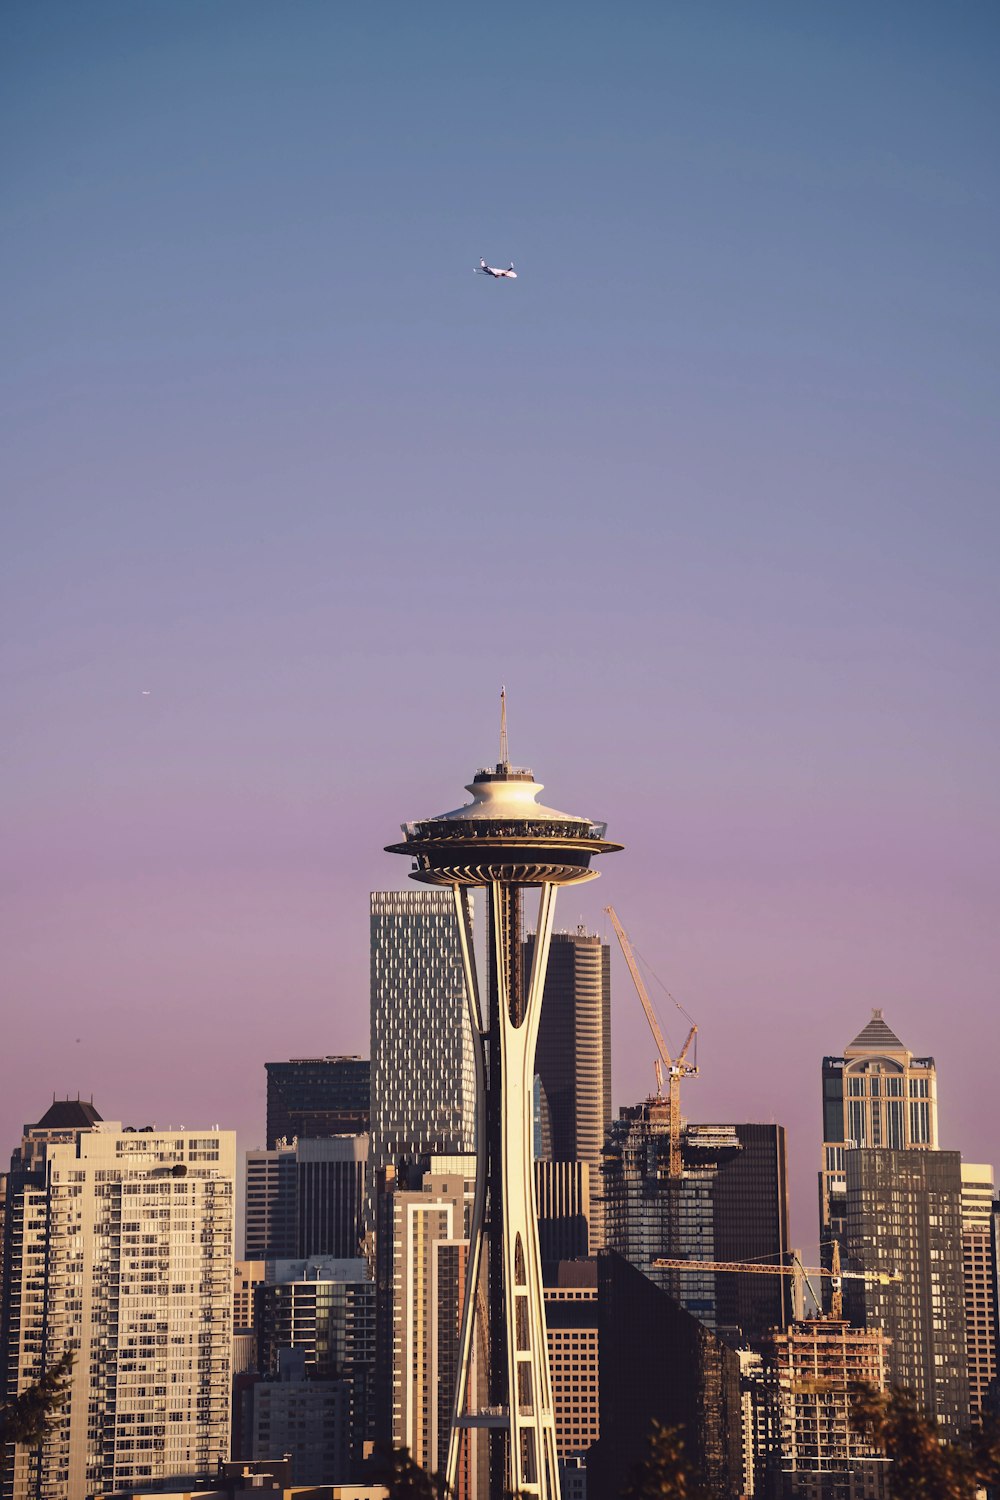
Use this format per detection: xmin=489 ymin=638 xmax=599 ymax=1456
xmin=960 ymin=1162 xmax=997 ymax=1424
xmin=1 ymin=1106 xmax=235 ymax=1500
xmin=543 ymin=1263 xmax=600 ymax=1463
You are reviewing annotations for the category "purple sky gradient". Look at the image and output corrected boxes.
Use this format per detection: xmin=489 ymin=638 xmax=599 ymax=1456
xmin=3 ymin=2 xmax=998 ymax=1255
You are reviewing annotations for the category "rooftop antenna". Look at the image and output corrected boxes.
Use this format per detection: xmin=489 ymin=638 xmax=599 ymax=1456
xmin=499 ymin=685 xmax=509 ymax=769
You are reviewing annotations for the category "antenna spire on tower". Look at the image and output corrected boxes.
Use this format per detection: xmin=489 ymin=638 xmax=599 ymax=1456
xmin=499 ymin=685 xmax=509 ymax=769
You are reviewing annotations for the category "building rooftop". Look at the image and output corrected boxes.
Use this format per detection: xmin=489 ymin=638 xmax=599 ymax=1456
xmin=32 ymin=1098 xmax=103 ymax=1130
xmin=845 ymin=1008 xmax=905 ymax=1054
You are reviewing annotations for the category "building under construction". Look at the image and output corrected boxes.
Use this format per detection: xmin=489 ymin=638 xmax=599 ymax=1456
xmin=760 ymin=1317 xmax=891 ymax=1500
xmin=602 ymin=1102 xmax=793 ymax=1344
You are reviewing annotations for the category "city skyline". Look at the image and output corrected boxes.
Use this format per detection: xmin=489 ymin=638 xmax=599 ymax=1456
xmin=4 ymin=1 xmax=998 ymax=1268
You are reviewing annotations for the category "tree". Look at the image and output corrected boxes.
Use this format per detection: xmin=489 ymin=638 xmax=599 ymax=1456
xmin=371 ymin=1443 xmax=452 ymax=1500
xmin=852 ymin=1385 xmax=1000 ymax=1500
xmin=0 ymin=1350 xmax=74 ymax=1449
xmin=619 ymin=1419 xmax=714 ymax=1500
xmin=0 ymin=1350 xmax=74 ymax=1472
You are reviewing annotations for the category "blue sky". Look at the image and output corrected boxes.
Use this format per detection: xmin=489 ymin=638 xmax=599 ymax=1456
xmin=3 ymin=2 xmax=998 ymax=1250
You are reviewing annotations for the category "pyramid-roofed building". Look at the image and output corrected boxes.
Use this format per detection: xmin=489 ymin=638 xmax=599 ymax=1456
xmin=32 ymin=1098 xmax=103 ymax=1130
xmin=819 ymin=1006 xmax=939 ymax=1307
xmin=845 ymin=1008 xmax=906 ymax=1055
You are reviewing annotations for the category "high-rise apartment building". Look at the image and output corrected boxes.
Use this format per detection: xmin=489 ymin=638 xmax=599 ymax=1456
xmin=960 ymin=1163 xmax=997 ymax=1422
xmin=526 ymin=928 xmax=611 ymax=1246
xmin=390 ymin=1159 xmax=485 ymax=1497
xmin=1 ymin=1104 xmax=235 ymax=1500
xmin=244 ymin=1136 xmax=368 ymax=1261
xmin=255 ymin=1257 xmax=375 ymax=1470
xmin=762 ymin=1318 xmax=890 ymax=1500
xmin=370 ymin=891 xmax=476 ymax=1173
xmin=265 ymin=1057 xmax=370 ymax=1148
xmin=844 ymin=1147 xmax=968 ymax=1437
xmin=603 ymin=1104 xmax=792 ymax=1341
xmin=819 ymin=1011 xmax=937 ymax=1284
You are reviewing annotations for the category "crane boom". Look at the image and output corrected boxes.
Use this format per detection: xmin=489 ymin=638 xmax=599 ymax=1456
xmin=652 ymin=1257 xmax=901 ymax=1285
xmin=605 ymin=906 xmax=697 ymax=1178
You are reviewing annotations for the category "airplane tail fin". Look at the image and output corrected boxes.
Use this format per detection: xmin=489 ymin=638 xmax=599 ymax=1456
xmin=508 ymin=262 xmax=515 ymax=270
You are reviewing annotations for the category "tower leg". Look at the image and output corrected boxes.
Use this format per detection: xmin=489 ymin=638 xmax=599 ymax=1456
xmin=446 ymin=888 xmax=488 ymax=1496
xmin=445 ymin=881 xmax=562 ymax=1500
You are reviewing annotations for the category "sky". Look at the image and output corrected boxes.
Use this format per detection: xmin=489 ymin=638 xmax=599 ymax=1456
xmin=3 ymin=1 xmax=998 ymax=1256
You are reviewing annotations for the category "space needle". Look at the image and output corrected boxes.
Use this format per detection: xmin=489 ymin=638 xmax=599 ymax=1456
xmin=386 ymin=695 xmax=621 ymax=1500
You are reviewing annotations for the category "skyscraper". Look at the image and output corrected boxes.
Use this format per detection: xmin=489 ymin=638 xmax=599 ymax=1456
xmin=844 ymin=1147 xmax=968 ymax=1437
xmin=525 ymin=927 xmax=611 ymax=1247
xmin=1 ymin=1104 xmax=235 ymax=1499
xmin=819 ymin=1010 xmax=937 ymax=1284
xmin=389 ymin=1160 xmax=485 ymax=1497
xmin=603 ymin=1104 xmax=792 ymax=1341
xmin=712 ymin=1123 xmax=794 ymax=1346
xmin=370 ymin=890 xmax=476 ymax=1173
xmin=960 ymin=1163 xmax=997 ymax=1423
xmin=265 ymin=1057 xmax=370 ymax=1148
xmin=245 ymin=1136 xmax=368 ymax=1261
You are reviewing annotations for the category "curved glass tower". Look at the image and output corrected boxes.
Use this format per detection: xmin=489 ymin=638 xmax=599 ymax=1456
xmin=386 ymin=733 xmax=621 ymax=1500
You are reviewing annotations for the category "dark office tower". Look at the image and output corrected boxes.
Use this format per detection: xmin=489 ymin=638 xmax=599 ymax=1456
xmin=245 ymin=1137 xmax=368 ymax=1261
xmin=536 ymin=1159 xmax=593 ymax=1265
xmin=712 ymin=1123 xmax=794 ymax=1345
xmin=588 ymin=1251 xmax=742 ymax=1500
xmin=819 ymin=1010 xmax=937 ymax=1293
xmin=265 ymin=1056 xmax=370 ymax=1148
xmin=844 ymin=1147 xmax=968 ymax=1438
xmin=296 ymin=1136 xmax=368 ymax=1259
xmin=525 ymin=926 xmax=611 ymax=1245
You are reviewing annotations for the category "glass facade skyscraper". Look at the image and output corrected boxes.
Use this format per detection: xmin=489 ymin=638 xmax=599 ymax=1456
xmin=369 ymin=890 xmax=476 ymax=1172
xmin=844 ymin=1147 xmax=969 ymax=1438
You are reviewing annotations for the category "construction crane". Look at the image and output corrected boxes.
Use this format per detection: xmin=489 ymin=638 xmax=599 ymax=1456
xmin=605 ymin=906 xmax=697 ymax=1179
xmin=652 ymin=1242 xmax=901 ymax=1320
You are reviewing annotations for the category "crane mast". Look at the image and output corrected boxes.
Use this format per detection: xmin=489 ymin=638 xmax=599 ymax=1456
xmin=605 ymin=906 xmax=697 ymax=1178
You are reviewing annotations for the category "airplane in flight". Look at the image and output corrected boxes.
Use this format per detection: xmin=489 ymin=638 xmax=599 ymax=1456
xmin=475 ymin=257 xmax=517 ymax=279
